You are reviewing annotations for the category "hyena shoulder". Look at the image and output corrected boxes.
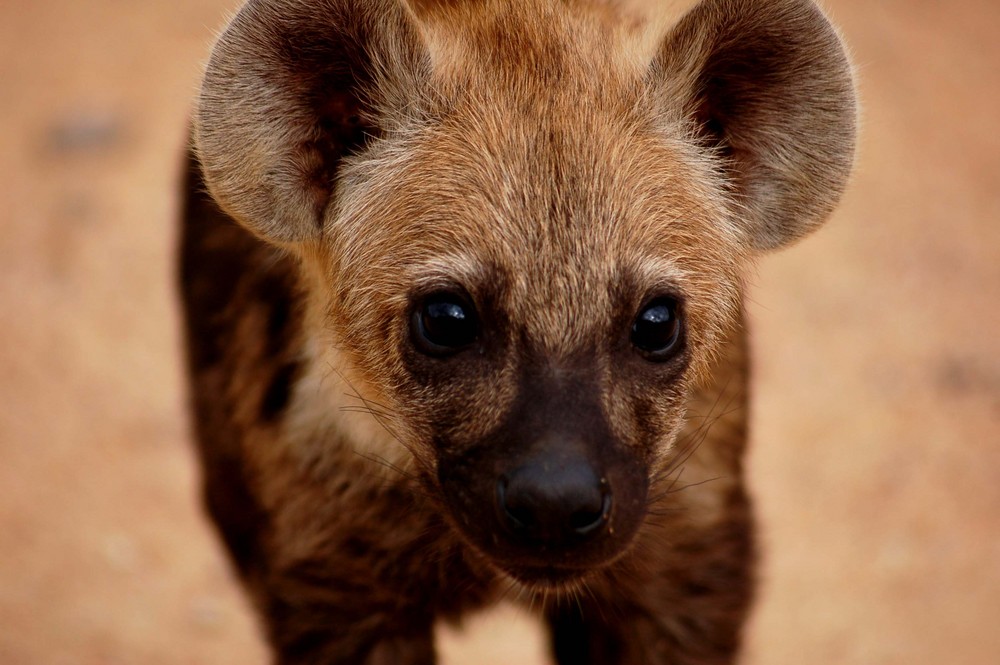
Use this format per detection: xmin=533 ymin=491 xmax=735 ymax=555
xmin=179 ymin=149 xmax=302 ymax=573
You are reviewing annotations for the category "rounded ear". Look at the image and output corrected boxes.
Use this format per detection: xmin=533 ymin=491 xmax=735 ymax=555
xmin=194 ymin=0 xmax=426 ymax=245
xmin=656 ymin=0 xmax=857 ymax=250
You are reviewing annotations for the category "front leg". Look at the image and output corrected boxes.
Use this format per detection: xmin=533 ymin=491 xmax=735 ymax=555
xmin=249 ymin=475 xmax=495 ymax=665
xmin=262 ymin=575 xmax=436 ymax=665
xmin=548 ymin=599 xmax=742 ymax=665
xmin=547 ymin=505 xmax=755 ymax=665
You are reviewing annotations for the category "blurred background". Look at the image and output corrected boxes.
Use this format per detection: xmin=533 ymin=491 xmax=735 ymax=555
xmin=1 ymin=0 xmax=998 ymax=663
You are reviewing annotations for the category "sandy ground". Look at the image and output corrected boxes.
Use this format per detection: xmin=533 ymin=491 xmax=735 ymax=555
xmin=1 ymin=1 xmax=998 ymax=663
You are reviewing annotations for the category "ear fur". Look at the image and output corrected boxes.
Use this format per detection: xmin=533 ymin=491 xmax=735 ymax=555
xmin=194 ymin=0 xmax=426 ymax=244
xmin=198 ymin=0 xmax=856 ymax=250
xmin=656 ymin=0 xmax=857 ymax=250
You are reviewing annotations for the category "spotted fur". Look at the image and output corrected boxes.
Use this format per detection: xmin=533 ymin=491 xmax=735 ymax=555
xmin=180 ymin=0 xmax=855 ymax=662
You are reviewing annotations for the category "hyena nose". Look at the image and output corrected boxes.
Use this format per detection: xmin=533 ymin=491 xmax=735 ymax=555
xmin=497 ymin=462 xmax=612 ymax=545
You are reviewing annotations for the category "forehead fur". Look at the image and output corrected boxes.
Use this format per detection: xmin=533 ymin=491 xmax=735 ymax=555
xmin=408 ymin=0 xmax=671 ymax=81
xmin=321 ymin=6 xmax=747 ymax=370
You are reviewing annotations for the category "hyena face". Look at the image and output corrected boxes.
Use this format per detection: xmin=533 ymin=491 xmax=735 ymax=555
xmin=318 ymin=79 xmax=746 ymax=582
xmin=194 ymin=0 xmax=855 ymax=593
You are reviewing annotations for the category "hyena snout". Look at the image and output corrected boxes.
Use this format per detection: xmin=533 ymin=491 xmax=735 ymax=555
xmin=497 ymin=454 xmax=612 ymax=546
xmin=439 ymin=424 xmax=649 ymax=584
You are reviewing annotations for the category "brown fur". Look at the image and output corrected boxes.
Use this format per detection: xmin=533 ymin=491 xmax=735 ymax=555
xmin=180 ymin=0 xmax=856 ymax=663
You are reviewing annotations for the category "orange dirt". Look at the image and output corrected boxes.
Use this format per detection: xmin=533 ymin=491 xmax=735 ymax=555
xmin=1 ymin=1 xmax=998 ymax=663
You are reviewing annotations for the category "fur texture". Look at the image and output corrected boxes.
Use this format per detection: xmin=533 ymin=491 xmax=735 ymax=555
xmin=180 ymin=0 xmax=856 ymax=663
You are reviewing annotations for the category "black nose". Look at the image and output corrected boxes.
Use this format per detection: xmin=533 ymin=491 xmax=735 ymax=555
xmin=497 ymin=461 xmax=612 ymax=546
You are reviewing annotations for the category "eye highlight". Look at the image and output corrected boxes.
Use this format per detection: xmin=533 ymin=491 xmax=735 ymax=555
xmin=411 ymin=291 xmax=479 ymax=356
xmin=631 ymin=297 xmax=682 ymax=360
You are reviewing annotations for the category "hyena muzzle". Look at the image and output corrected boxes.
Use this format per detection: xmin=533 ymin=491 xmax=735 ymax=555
xmin=179 ymin=0 xmax=856 ymax=663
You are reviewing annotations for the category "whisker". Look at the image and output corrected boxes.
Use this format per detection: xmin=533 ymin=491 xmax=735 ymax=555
xmin=338 ymin=405 xmax=397 ymax=419
xmin=667 ymin=475 xmax=725 ymax=495
xmin=496 ymin=577 xmax=523 ymax=606
xmin=326 ymin=366 xmax=419 ymax=460
xmin=643 ymin=379 xmax=745 ymax=520
xmin=353 ymin=450 xmax=416 ymax=481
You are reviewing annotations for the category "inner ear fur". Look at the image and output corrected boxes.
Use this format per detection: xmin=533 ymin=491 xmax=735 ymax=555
xmin=195 ymin=0 xmax=426 ymax=245
xmin=657 ymin=0 xmax=857 ymax=251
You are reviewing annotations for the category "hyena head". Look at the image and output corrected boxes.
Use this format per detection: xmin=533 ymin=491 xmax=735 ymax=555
xmin=195 ymin=0 xmax=855 ymax=586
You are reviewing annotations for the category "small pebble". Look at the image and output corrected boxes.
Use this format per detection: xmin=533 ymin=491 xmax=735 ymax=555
xmin=47 ymin=109 xmax=124 ymax=154
xmin=190 ymin=596 xmax=225 ymax=630
xmin=102 ymin=533 xmax=139 ymax=572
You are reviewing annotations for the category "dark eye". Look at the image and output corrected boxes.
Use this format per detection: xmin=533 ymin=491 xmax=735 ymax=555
xmin=631 ymin=297 xmax=682 ymax=360
xmin=411 ymin=291 xmax=479 ymax=356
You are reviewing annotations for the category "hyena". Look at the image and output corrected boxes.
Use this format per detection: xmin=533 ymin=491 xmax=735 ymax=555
xmin=179 ymin=0 xmax=856 ymax=662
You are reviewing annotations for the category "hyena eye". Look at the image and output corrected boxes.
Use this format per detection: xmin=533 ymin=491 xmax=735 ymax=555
xmin=412 ymin=291 xmax=479 ymax=356
xmin=631 ymin=297 xmax=682 ymax=360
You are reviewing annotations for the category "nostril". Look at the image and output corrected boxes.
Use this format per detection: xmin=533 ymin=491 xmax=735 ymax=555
xmin=570 ymin=486 xmax=612 ymax=536
xmin=569 ymin=508 xmax=600 ymax=532
xmin=497 ymin=468 xmax=613 ymax=543
xmin=497 ymin=476 xmax=534 ymax=532
xmin=505 ymin=504 xmax=534 ymax=531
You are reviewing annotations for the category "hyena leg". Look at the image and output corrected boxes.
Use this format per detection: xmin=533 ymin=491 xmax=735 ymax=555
xmin=249 ymin=479 xmax=492 ymax=665
xmin=258 ymin=548 xmax=435 ymax=665
xmin=546 ymin=513 xmax=754 ymax=665
xmin=549 ymin=606 xmax=736 ymax=665
xmin=547 ymin=601 xmax=743 ymax=665
xmin=259 ymin=574 xmax=437 ymax=665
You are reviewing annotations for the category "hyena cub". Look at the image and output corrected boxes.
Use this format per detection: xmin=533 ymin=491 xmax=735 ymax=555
xmin=180 ymin=0 xmax=855 ymax=662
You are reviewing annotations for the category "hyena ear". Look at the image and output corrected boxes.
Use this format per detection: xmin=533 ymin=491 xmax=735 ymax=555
xmin=656 ymin=0 xmax=857 ymax=250
xmin=194 ymin=0 xmax=426 ymax=245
